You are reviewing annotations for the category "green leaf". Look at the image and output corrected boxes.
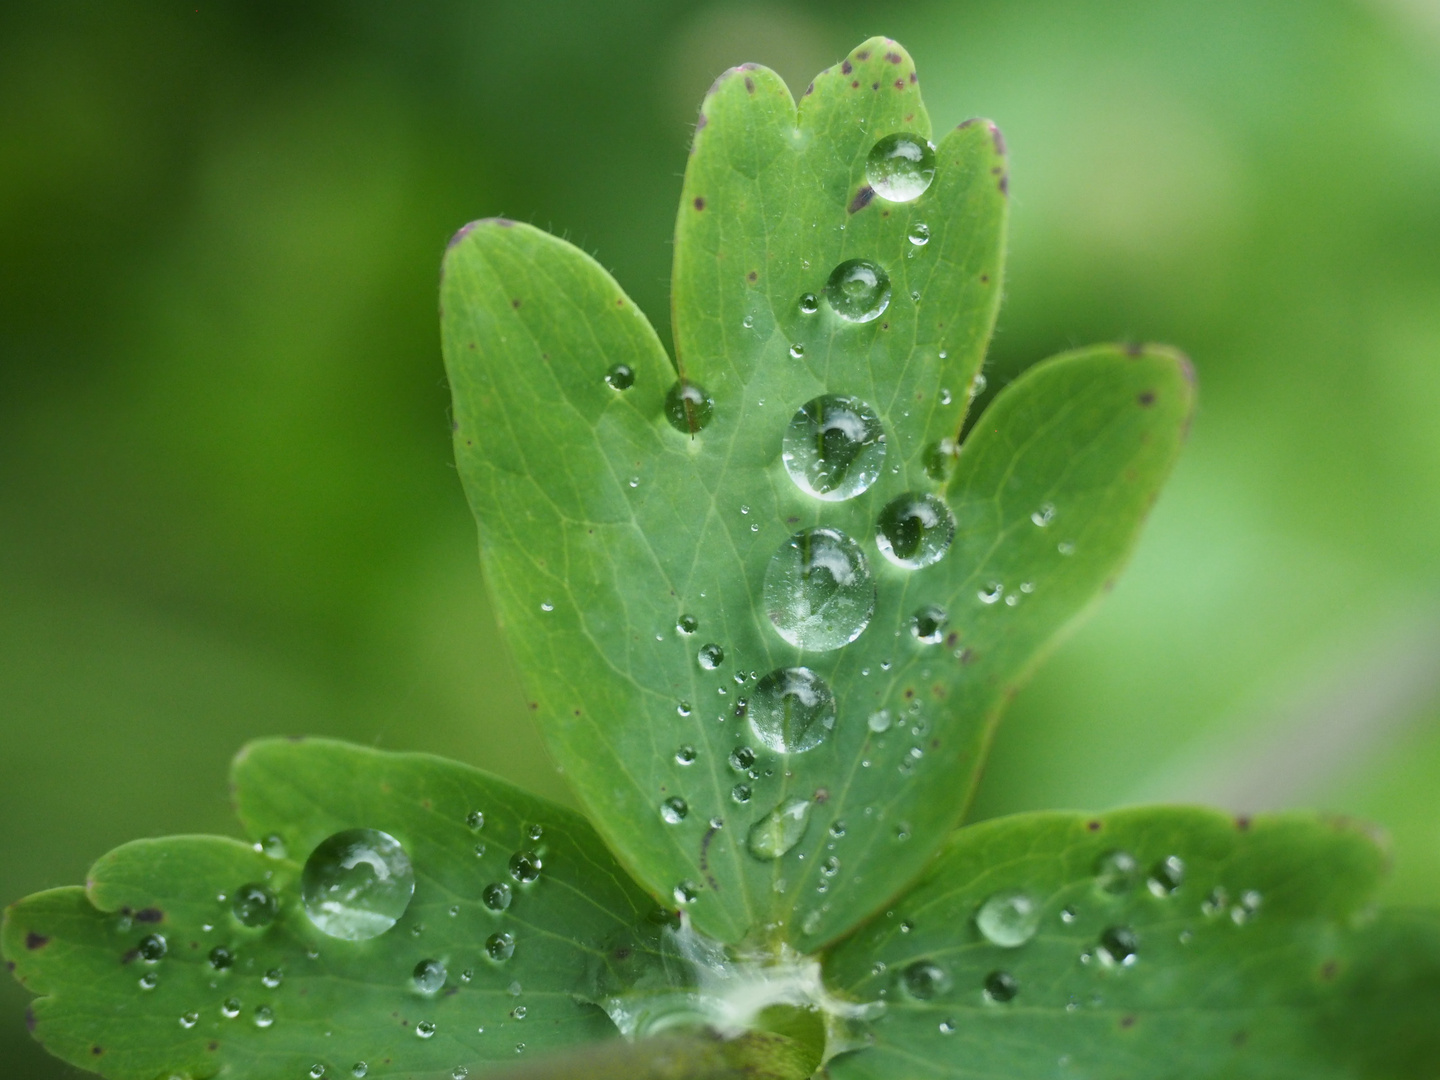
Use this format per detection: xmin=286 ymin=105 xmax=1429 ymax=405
xmin=443 ymin=31 xmax=1192 ymax=948
xmin=2 ymin=738 xmax=666 ymax=1078
xmin=822 ymin=808 xmax=1440 ymax=1079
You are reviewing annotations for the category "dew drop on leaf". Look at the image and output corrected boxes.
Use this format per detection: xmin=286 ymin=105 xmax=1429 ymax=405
xmin=508 ymin=850 xmax=542 ymax=884
xmin=180 ymin=1011 xmax=198 ymax=1029
xmin=763 ymin=528 xmax=875 ymax=650
xmin=259 ymin=833 xmax=287 ymax=859
xmin=909 ymin=605 xmax=947 ymax=644
xmin=782 ymin=395 xmax=887 ymax=501
xmin=1099 ymin=926 xmax=1139 ymax=965
xmin=221 ymin=997 xmax=240 ymax=1018
xmin=660 ymin=797 xmax=689 ymax=824
xmin=1031 ymin=502 xmax=1056 ymax=527
xmin=1232 ymin=890 xmax=1263 ymax=925
xmin=453 ymin=1068 xmax=470 ymax=1080
xmin=939 ymin=1018 xmax=956 ymax=1034
xmin=413 ymin=959 xmax=446 ymax=993
xmin=138 ymin=934 xmax=167 ymax=962
xmin=798 ymin=292 xmax=819 ymax=315
xmin=262 ymin=968 xmax=282 ymax=989
xmin=978 ymin=582 xmax=1003 ymax=605
xmin=674 ymin=881 xmax=699 ymax=905
xmin=351 ymin=1065 xmax=367 ymax=1079
xmin=908 ymin=221 xmax=931 ymax=246
xmin=902 ymin=960 xmax=951 ymax=999
xmin=308 ymin=1066 xmax=326 ymax=1080
xmin=866 ymin=132 xmax=937 ymax=202
xmin=416 ymin=1020 xmax=437 ymax=1039
xmin=231 ymin=882 xmax=278 ymax=928
xmin=746 ymin=797 xmax=813 ymax=859
xmin=984 ymin=970 xmax=1019 ymax=1002
xmin=867 ymin=709 xmax=893 ymax=733
xmin=675 ymin=745 xmax=697 ymax=765
xmin=301 ymin=829 xmax=415 ymax=941
xmin=1148 ymin=856 xmax=1185 ymax=897
xmin=876 ymin=493 xmax=956 ymax=568
xmin=749 ymin=667 xmax=836 ymax=754
xmin=789 ymin=343 xmax=805 ymax=359
xmin=254 ymin=1005 xmax=274 ymax=1029
xmin=605 ymin=363 xmax=635 ymax=391
xmin=824 ymin=259 xmax=891 ymax=323
xmin=728 ymin=746 xmax=755 ymax=771
xmin=676 ymin=614 xmax=698 ymax=635
xmin=664 ymin=380 xmax=715 ymax=434
xmin=138 ymin=972 xmax=158 ymax=990
xmin=731 ymin=784 xmax=752 ymax=803
xmin=487 ymin=932 xmax=516 ymax=961
xmin=1095 ymin=850 xmax=1140 ymax=895
xmin=975 ymin=890 xmax=1041 ymax=948
xmin=466 ymin=810 xmax=485 ymax=830
xmin=698 ymin=643 xmax=724 ymax=670
xmin=208 ymin=946 xmax=233 ymax=970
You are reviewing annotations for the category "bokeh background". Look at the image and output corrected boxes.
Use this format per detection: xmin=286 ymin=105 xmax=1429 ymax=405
xmin=4 ymin=1 xmax=1439 ymax=1073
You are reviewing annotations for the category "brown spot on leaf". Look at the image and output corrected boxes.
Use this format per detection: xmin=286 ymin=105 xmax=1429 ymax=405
xmin=999 ymin=175 xmax=1009 ymax=195
xmin=693 ymin=196 xmax=705 ymax=211
xmin=848 ymin=186 xmax=875 ymax=214
xmin=446 ymin=222 xmax=477 ymax=249
xmin=744 ymin=76 xmax=755 ymax=94
xmin=1087 ymin=819 xmax=1103 ymax=832
xmin=492 ymin=218 xmax=514 ymax=228
xmin=990 ymin=124 xmax=1007 ymax=155
xmin=1120 ymin=1014 xmax=1137 ymax=1029
xmin=903 ymin=687 xmax=915 ymax=699
xmin=909 ymin=72 xmax=918 ymax=84
xmin=931 ymin=684 xmax=947 ymax=699
xmin=25 ymin=932 xmax=48 ymax=950
xmin=528 ymin=702 xmax=539 ymax=711
xmin=871 ymin=81 xmax=880 ymax=90
xmin=747 ymin=270 xmax=758 ymax=282
xmin=851 ymin=80 xmax=860 ymax=89
xmin=92 ymin=1046 xmax=104 ymax=1056
xmin=842 ymin=60 xmax=853 ymax=74
xmin=696 ymin=114 xmax=707 ymax=130
xmin=135 ymin=908 xmax=163 ymax=923
xmin=1236 ymin=815 xmax=1252 ymax=831
xmin=958 ymin=118 xmax=977 ymax=129
xmin=804 ymin=82 xmax=814 ymax=96
xmin=814 ymin=788 xmax=829 ymax=804
xmin=894 ymin=79 xmax=905 ymax=90
xmin=980 ymin=274 xmax=990 ymax=283
xmin=1138 ymin=391 xmax=1156 ymax=407
xmin=511 ymin=298 xmax=521 ymax=309
xmin=885 ymin=51 xmax=902 ymax=63
xmin=857 ymin=49 xmax=871 ymax=60
xmin=957 ymin=647 xmax=975 ymax=665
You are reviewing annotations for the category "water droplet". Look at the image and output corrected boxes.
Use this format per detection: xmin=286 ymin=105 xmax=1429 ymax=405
xmin=416 ymin=1020 xmax=437 ymax=1039
xmin=923 ymin=438 xmax=959 ymax=483
xmin=262 ymin=968 xmax=283 ymax=989
xmin=660 ymin=797 xmax=689 ymax=824
xmin=207 ymin=945 xmax=233 ymax=971
xmin=301 ymin=829 xmax=415 ymax=941
xmin=747 ymin=797 xmax=813 ymax=859
xmin=976 ymin=890 xmax=1041 ymax=948
xmin=876 ymin=493 xmax=956 ymax=568
xmin=984 ymin=971 xmax=1019 ymax=1002
xmin=676 ymin=614 xmax=698 ymax=634
xmin=508 ymin=850 xmax=542 ymax=884
xmin=664 ymin=380 xmax=715 ymax=434
xmin=540 ymin=601 xmax=554 ymax=612
xmin=138 ymin=972 xmax=158 ymax=990
xmin=763 ymin=528 xmax=875 ymax=650
xmin=413 ymin=959 xmax=446 ymax=993
xmin=674 ymin=881 xmax=699 ymax=905
xmin=260 ymin=833 xmax=287 ymax=859
xmin=789 ymin=343 xmax=805 ymax=359
xmin=510 ymin=1004 xmax=529 ymax=1020
xmin=1020 ymin=581 xmax=1035 ymax=593
xmin=486 ymin=932 xmax=516 ymax=962
xmin=466 ymin=811 xmax=485 ymax=830
xmin=221 ymin=997 xmax=240 ymax=1018
xmin=180 ymin=1011 xmax=198 ymax=1029
xmin=676 ymin=701 xmax=692 ymax=717
xmin=698 ymin=643 xmax=724 ymax=669
xmin=867 ymin=708 xmax=893 ymax=733
xmin=749 ymin=667 xmax=836 ymax=754
xmin=820 ymin=856 xmax=841 ymax=877
xmin=309 ymin=1066 xmax=326 ymax=1079
xmin=351 ymin=1065 xmax=368 ymax=1079
xmin=675 ymin=745 xmax=697 ymax=766
xmin=1031 ymin=503 xmax=1055 ymax=528
xmin=452 ymin=1068 xmax=469 ymax=1080
xmin=605 ymin=363 xmax=635 ymax=390
xmin=254 ymin=1005 xmax=274 ymax=1029
xmin=1232 ymin=890 xmax=1263 ymax=925
xmin=1095 ymin=850 xmax=1139 ymax=895
xmin=742 ymin=314 xmax=754 ymax=329
xmin=731 ymin=784 xmax=752 ymax=803
xmin=902 ymin=960 xmax=950 ymax=999
xmin=910 ymin=605 xmax=947 ymax=644
xmin=474 ymin=843 xmax=487 ymax=858
xmin=1060 ymin=906 xmax=1077 ymax=924
xmin=1004 ymin=593 xmax=1020 ymax=607
xmin=970 ymin=372 xmax=988 ymax=397
xmin=138 ymin=934 xmax=167 ymax=962
xmin=825 ymin=259 xmax=891 ymax=323
xmin=727 ymin=746 xmax=755 ymax=771
xmin=939 ymin=387 xmax=952 ymax=406
xmin=895 ymin=823 xmax=912 ymax=842
xmin=798 ymin=292 xmax=819 ymax=315
xmin=1058 ymin=540 xmax=1076 ymax=556
xmin=782 ymin=395 xmax=887 ymax=502
xmin=1148 ymin=856 xmax=1185 ymax=897
xmin=977 ymin=582 xmax=1003 ymax=605
xmin=908 ymin=222 xmax=931 ymax=246
xmin=939 ymin=1018 xmax=956 ymax=1034
xmin=865 ymin=133 xmax=937 ymax=202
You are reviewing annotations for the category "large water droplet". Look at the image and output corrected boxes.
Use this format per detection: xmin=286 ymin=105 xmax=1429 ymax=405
xmin=984 ymin=970 xmax=1019 ymax=1002
xmin=902 ymin=960 xmax=950 ymax=999
xmin=1095 ymin=850 xmax=1139 ymax=895
xmin=231 ymin=883 xmax=278 ymax=928
xmin=1147 ymin=856 xmax=1185 ymax=897
xmin=824 ymin=259 xmax=891 ymax=323
xmin=782 ymin=395 xmax=887 ymax=501
xmin=660 ymin=797 xmax=689 ymax=824
xmin=866 ymin=133 xmax=937 ymax=202
xmin=975 ymin=890 xmax=1040 ymax=948
xmin=731 ymin=783 xmax=752 ymax=803
xmin=508 ymin=851 xmax=542 ymax=884
xmin=746 ymin=797 xmax=813 ymax=859
xmin=664 ymin=380 xmax=714 ymax=434
xmin=487 ymin=932 xmax=516 ymax=961
xmin=301 ymin=830 xmax=415 ymax=941
xmin=351 ymin=1065 xmax=368 ymax=1079
xmin=413 ymin=959 xmax=447 ymax=994
xmin=138 ymin=934 xmax=167 ymax=962
xmin=1099 ymin=926 xmax=1138 ymax=965
xmin=749 ymin=667 xmax=836 ymax=754
xmin=876 ymin=493 xmax=956 ymax=568
xmin=763 ymin=528 xmax=875 ymax=650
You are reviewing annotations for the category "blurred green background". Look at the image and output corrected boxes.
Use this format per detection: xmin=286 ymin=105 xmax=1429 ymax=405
xmin=3 ymin=1 xmax=1439 ymax=1073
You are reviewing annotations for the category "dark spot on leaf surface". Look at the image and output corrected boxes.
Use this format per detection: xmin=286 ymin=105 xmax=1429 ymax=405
xmin=1120 ymin=1014 xmax=1137 ymax=1029
xmin=871 ymin=81 xmax=880 ymax=90
xmin=999 ymin=175 xmax=1009 ymax=195
xmin=857 ymin=49 xmax=871 ymax=60
xmin=25 ymin=1007 xmax=35 ymax=1033
xmin=25 ymin=932 xmax=48 ymax=950
xmin=120 ymin=948 xmax=138 ymax=964
xmin=1087 ymin=819 xmax=1103 ymax=832
xmin=805 ymin=82 xmax=814 ymax=96
xmin=135 ymin=908 xmax=163 ymax=923
xmin=894 ymin=79 xmax=905 ymax=90
xmin=958 ymin=118 xmax=977 ymax=129
xmin=490 ymin=217 xmax=514 ymax=228
xmin=747 ymin=270 xmax=758 ymax=282
xmin=1233 ymin=1031 xmax=1249 ymax=1047
xmin=903 ymin=687 xmax=914 ymax=699
xmin=848 ymin=186 xmax=875 ymax=214
xmin=957 ymin=648 xmax=975 ymax=664
xmin=696 ymin=113 xmax=707 ymax=130
xmin=693 ymin=196 xmax=705 ymax=211
xmin=1236 ymin=815 xmax=1252 ymax=831
xmin=981 ymin=274 xmax=991 ymax=283
xmin=842 ymin=60 xmax=852 ymax=74
xmin=92 ymin=1046 xmax=103 ymax=1056
xmin=744 ymin=76 xmax=755 ymax=94
xmin=1321 ymin=959 xmax=1339 ymax=980
xmin=446 ymin=222 xmax=477 ymax=249
xmin=851 ymin=80 xmax=860 ymax=89
xmin=910 ymin=72 xmax=918 ymax=83
xmin=1138 ymin=391 xmax=1156 ymax=407
xmin=885 ymin=51 xmax=902 ymax=63
xmin=511 ymin=299 xmax=521 ymax=309
xmin=208 ymin=1041 xmax=218 ymax=1051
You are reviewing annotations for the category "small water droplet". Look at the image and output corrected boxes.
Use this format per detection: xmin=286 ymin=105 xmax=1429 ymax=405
xmin=413 ymin=959 xmax=446 ymax=993
xmin=416 ymin=1020 xmax=437 ymax=1039
xmin=351 ymin=1065 xmax=368 ymax=1079
xmin=923 ymin=438 xmax=960 ymax=483
xmin=867 ymin=708 xmax=893 ymax=733
xmin=976 ymin=890 xmax=1041 ymax=948
xmin=908 ymin=221 xmax=931 ymax=246
xmin=487 ymin=932 xmax=516 ymax=962
xmin=789 ymin=343 xmax=805 ymax=359
xmin=301 ymin=829 xmax=414 ymax=941
xmin=1004 ymin=593 xmax=1020 ymax=607
xmin=665 ymin=380 xmax=715 ymax=434
xmin=452 ymin=1068 xmax=470 ymax=1080
xmin=253 ymin=1005 xmax=274 ymax=1029
xmin=984 ymin=970 xmax=1019 ymax=1002
xmin=798 ymin=292 xmax=819 ymax=315
xmin=938 ymin=387 xmax=952 ymax=406
xmin=180 ymin=1011 xmax=198 ymax=1029
xmin=674 ymin=881 xmax=699 ymax=905
xmin=208 ymin=946 xmax=233 ymax=970
xmin=1058 ymin=540 xmax=1076 ymax=556
xmin=676 ymin=614 xmax=698 ymax=635
xmin=977 ymin=582 xmax=1003 ymax=605
xmin=1061 ymin=906 xmax=1077 ymax=924
xmin=660 ymin=797 xmax=689 ymax=825
xmin=1148 ymin=856 xmax=1185 ymax=897
xmin=138 ymin=972 xmax=158 ymax=990
xmin=309 ymin=1066 xmax=326 ymax=1080
xmin=508 ymin=851 xmax=542 ymax=884
xmin=742 ymin=314 xmax=754 ymax=329
xmin=866 ymin=133 xmax=937 ymax=202
xmin=698 ymin=643 xmax=724 ymax=670
xmin=939 ymin=1018 xmax=956 ymax=1034
xmin=902 ymin=960 xmax=950 ymax=999
xmin=763 ymin=528 xmax=875 ymax=650
xmin=876 ymin=493 xmax=956 ymax=569
xmin=1095 ymin=850 xmax=1139 ymax=895
xmin=747 ymin=797 xmax=813 ymax=860
xmin=1099 ymin=926 xmax=1138 ymax=965
xmin=1031 ymin=503 xmax=1055 ymax=528
xmin=895 ymin=823 xmax=912 ymax=842
xmin=474 ymin=843 xmax=487 ymax=858
xmin=728 ymin=746 xmax=755 ymax=771
xmin=540 ymin=601 xmax=554 ymax=612
xmin=221 ymin=997 xmax=240 ymax=1018
xmin=731 ymin=784 xmax=752 ymax=803
xmin=749 ymin=667 xmax=836 ymax=754
xmin=466 ymin=810 xmax=486 ymax=831
xmin=259 ymin=833 xmax=287 ymax=859
xmin=909 ymin=605 xmax=947 ymax=643
xmin=820 ymin=856 xmax=840 ymax=877
xmin=675 ymin=745 xmax=697 ymax=765
xmin=262 ymin=968 xmax=282 ymax=989
xmin=782 ymin=395 xmax=887 ymax=502
xmin=1232 ymin=890 xmax=1263 ymax=925
xmin=825 ymin=259 xmax=891 ymax=323
xmin=605 ymin=363 xmax=635 ymax=390
xmin=138 ymin=934 xmax=167 ymax=962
